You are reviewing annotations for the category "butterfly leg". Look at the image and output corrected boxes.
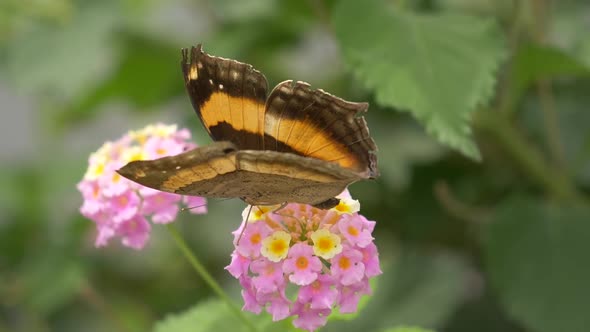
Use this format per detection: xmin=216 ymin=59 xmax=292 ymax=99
xmin=272 ymin=202 xmax=288 ymax=214
xmin=311 ymin=197 xmax=340 ymax=210
xmin=236 ymin=204 xmax=254 ymax=245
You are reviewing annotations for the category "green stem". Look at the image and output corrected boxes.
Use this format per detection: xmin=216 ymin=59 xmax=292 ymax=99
xmin=165 ymin=224 xmax=259 ymax=332
xmin=474 ymin=110 xmax=585 ymax=204
xmin=530 ymin=0 xmax=568 ymax=170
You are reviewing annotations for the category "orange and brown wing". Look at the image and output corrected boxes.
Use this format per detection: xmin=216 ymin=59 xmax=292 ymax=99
xmin=263 ymin=81 xmax=378 ymax=178
xmin=115 ymin=141 xmax=360 ymax=207
xmin=116 ymin=142 xmax=239 ymax=196
xmin=181 ymin=45 xmax=268 ymax=150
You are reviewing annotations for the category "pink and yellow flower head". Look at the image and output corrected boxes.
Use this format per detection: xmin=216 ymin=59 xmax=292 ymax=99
xmin=226 ymin=192 xmax=382 ymax=331
xmin=77 ymin=123 xmax=207 ymax=249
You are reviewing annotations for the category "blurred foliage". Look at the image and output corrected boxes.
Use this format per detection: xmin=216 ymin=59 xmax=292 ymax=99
xmin=333 ymin=0 xmax=506 ymax=160
xmin=1 ymin=0 xmax=590 ymax=331
xmin=152 ymin=299 xmax=287 ymax=332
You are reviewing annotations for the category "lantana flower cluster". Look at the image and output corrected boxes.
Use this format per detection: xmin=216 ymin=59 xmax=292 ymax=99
xmin=77 ymin=123 xmax=207 ymax=249
xmin=226 ymin=192 xmax=382 ymax=331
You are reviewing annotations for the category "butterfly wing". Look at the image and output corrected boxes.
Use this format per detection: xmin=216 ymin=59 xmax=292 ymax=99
xmin=263 ymin=81 xmax=378 ymax=178
xmin=116 ymin=141 xmax=359 ymax=207
xmin=181 ymin=45 xmax=378 ymax=178
xmin=181 ymin=45 xmax=268 ymax=150
xmin=116 ymin=142 xmax=239 ymax=196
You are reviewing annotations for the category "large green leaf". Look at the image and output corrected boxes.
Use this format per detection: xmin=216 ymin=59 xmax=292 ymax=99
xmin=485 ymin=197 xmax=590 ymax=332
xmin=510 ymin=43 xmax=590 ymax=110
xmin=332 ymin=0 xmax=506 ymax=160
xmin=153 ymin=298 xmax=289 ymax=332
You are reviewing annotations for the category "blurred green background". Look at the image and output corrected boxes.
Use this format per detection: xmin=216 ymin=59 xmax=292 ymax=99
xmin=1 ymin=0 xmax=590 ymax=331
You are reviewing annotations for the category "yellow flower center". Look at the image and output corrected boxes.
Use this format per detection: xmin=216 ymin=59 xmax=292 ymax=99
xmin=121 ymin=146 xmax=147 ymax=163
xmin=112 ymin=173 xmax=121 ymax=183
xmin=261 ymin=231 xmax=291 ymax=262
xmin=95 ymin=163 xmax=105 ymax=175
xmin=335 ymin=201 xmax=349 ymax=213
xmin=311 ymin=229 xmax=342 ymax=259
xmin=331 ymin=197 xmax=360 ymax=215
xmin=85 ymin=158 xmax=107 ymax=180
xmin=318 ymin=238 xmax=333 ymax=251
xmin=271 ymin=240 xmax=287 ymax=253
xmin=254 ymin=208 xmax=266 ymax=219
xmin=156 ymin=148 xmax=166 ymax=155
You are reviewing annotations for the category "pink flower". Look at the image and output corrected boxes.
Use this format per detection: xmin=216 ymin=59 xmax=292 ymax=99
xmin=119 ymin=215 xmax=151 ymax=249
xmin=141 ymin=192 xmax=181 ymax=224
xmin=258 ymin=289 xmax=291 ymax=321
xmin=233 ymin=221 xmax=272 ymax=258
xmin=143 ymin=136 xmax=185 ymax=159
xmin=225 ymin=190 xmax=382 ymax=331
xmin=360 ymin=243 xmax=382 ymax=277
xmin=297 ymin=274 xmax=338 ymax=309
xmin=226 ymin=252 xmax=250 ymax=279
xmin=78 ymin=180 xmax=102 ymax=218
xmin=360 ymin=215 xmax=376 ymax=233
xmin=77 ymin=123 xmax=207 ymax=250
xmin=283 ymin=243 xmax=322 ymax=285
xmin=108 ymin=190 xmax=140 ymax=224
xmin=250 ymin=258 xmax=286 ymax=294
xmin=337 ymin=277 xmax=372 ymax=313
xmin=95 ymin=219 xmax=116 ymax=247
xmin=239 ymin=276 xmax=262 ymax=314
xmin=99 ymin=167 xmax=129 ymax=198
xmin=331 ymin=246 xmax=365 ymax=286
xmin=292 ymin=301 xmax=331 ymax=332
xmin=337 ymin=214 xmax=374 ymax=248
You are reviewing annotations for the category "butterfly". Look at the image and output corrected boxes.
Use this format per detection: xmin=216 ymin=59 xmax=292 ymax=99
xmin=117 ymin=44 xmax=378 ymax=209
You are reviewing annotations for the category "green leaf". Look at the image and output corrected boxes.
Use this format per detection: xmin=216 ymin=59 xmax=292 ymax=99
xmin=153 ymin=298 xmax=287 ymax=332
xmin=485 ymin=197 xmax=590 ymax=332
xmin=332 ymin=0 xmax=506 ymax=160
xmin=510 ymin=43 xmax=590 ymax=110
xmin=382 ymin=326 xmax=436 ymax=332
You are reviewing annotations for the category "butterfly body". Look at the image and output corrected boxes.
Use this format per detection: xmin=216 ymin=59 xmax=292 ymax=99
xmin=117 ymin=45 xmax=378 ymax=209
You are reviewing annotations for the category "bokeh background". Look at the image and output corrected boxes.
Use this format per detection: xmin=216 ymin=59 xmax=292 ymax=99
xmin=2 ymin=0 xmax=590 ymax=331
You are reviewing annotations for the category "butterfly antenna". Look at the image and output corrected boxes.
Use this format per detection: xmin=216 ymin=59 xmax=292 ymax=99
xmin=237 ymin=205 xmax=254 ymax=245
xmin=181 ymin=203 xmax=207 ymax=212
xmin=181 ymin=198 xmax=233 ymax=212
